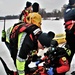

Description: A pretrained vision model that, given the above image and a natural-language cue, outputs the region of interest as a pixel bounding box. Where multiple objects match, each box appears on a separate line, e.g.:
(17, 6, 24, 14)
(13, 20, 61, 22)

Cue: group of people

(1, 0, 75, 75)
(2, 1, 54, 75)
(19, 1, 42, 29)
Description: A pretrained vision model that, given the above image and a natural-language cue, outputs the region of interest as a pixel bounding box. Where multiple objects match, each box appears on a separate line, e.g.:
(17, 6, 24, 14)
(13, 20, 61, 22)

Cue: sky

(0, 0, 69, 16)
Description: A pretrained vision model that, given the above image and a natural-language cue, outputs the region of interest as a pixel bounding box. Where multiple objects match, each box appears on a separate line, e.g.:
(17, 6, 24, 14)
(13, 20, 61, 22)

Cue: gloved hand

(35, 61, 40, 65)
(47, 67, 54, 75)
(1, 30, 6, 42)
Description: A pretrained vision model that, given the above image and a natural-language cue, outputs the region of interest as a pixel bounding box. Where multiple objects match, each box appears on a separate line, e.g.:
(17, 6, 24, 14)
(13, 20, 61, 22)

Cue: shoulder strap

(22, 10, 28, 16)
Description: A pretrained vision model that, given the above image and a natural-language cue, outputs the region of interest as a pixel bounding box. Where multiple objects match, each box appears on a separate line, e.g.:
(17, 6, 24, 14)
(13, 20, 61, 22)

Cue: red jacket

(19, 10, 28, 23)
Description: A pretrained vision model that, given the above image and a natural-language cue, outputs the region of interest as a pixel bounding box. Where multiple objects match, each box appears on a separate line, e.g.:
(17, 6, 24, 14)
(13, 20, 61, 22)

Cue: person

(0, 42, 17, 75)
(19, 1, 32, 23)
(35, 40, 71, 75)
(26, 2, 42, 29)
(2, 22, 55, 75)
(64, 0, 75, 65)
(64, 0, 75, 74)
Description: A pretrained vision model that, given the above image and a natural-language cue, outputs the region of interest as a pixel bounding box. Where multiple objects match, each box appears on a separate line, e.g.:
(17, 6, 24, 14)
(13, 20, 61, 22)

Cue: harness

(64, 20, 75, 30)
(9, 22, 41, 49)
(22, 10, 28, 22)
(22, 10, 28, 16)
(64, 20, 75, 34)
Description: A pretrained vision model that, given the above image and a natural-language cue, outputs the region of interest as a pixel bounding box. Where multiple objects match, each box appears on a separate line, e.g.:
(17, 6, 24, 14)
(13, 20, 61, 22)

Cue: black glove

(1, 30, 6, 42)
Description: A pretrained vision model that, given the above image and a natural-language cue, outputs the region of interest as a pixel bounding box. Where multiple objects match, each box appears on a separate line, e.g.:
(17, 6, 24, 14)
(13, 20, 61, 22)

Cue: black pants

(66, 30, 75, 64)
(5, 42, 32, 75)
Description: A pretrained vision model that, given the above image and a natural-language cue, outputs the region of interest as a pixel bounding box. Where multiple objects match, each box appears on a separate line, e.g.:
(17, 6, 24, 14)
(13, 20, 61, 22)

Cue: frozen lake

(0, 19, 65, 36)
(0, 19, 75, 75)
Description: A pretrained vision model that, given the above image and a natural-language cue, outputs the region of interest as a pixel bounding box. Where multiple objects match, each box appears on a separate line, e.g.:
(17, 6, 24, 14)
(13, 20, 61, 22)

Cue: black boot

(71, 71, 75, 75)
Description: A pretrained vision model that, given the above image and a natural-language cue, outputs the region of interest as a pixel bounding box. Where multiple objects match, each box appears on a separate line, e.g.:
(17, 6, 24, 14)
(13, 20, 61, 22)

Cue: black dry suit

(39, 41, 71, 75)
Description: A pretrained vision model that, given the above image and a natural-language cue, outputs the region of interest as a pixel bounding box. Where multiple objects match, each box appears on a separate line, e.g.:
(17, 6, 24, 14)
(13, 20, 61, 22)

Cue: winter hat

(26, 1, 32, 8)
(32, 2, 39, 12)
(38, 31, 55, 47)
(69, 0, 75, 5)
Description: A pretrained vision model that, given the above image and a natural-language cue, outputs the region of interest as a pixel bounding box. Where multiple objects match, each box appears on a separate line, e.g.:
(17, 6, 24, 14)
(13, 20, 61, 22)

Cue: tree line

(39, 4, 67, 20)
(0, 4, 67, 20)
(0, 15, 19, 20)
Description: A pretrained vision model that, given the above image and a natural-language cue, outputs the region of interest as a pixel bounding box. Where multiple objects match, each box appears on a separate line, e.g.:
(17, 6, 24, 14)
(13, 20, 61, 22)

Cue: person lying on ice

(35, 40, 71, 75)
(2, 22, 55, 75)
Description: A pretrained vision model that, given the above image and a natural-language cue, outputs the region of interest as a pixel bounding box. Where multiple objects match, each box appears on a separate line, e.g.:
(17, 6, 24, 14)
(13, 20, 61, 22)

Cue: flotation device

(54, 33, 66, 44)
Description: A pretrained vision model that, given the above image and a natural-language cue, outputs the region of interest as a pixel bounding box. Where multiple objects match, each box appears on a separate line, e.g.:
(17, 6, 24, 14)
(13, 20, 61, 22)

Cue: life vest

(64, 20, 75, 34)
(9, 22, 41, 49)
(19, 10, 28, 23)
(22, 10, 28, 23)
